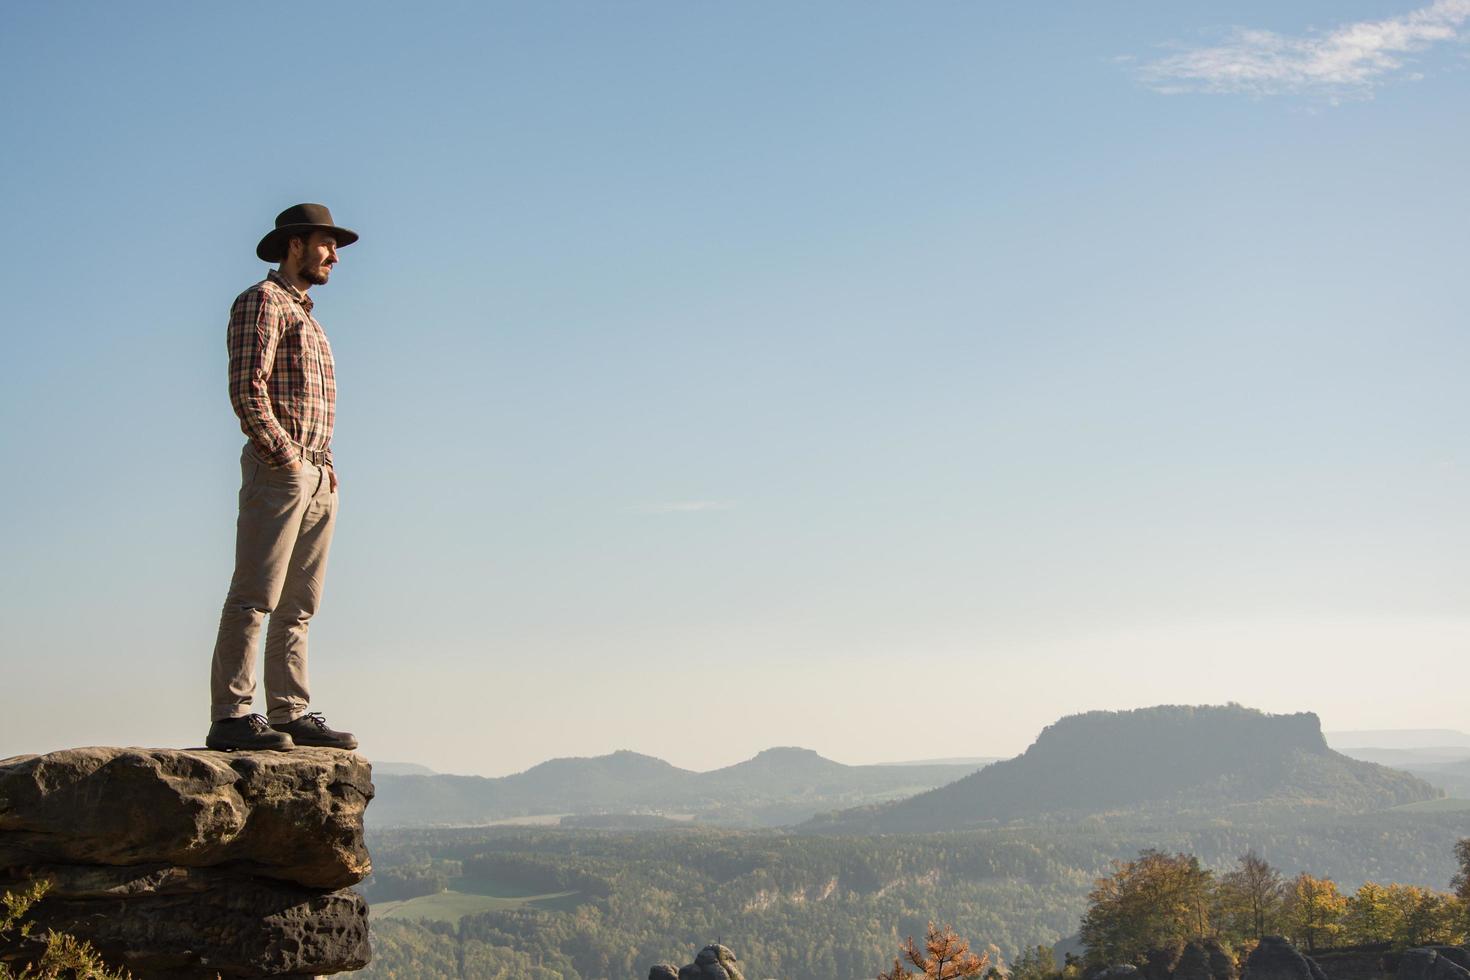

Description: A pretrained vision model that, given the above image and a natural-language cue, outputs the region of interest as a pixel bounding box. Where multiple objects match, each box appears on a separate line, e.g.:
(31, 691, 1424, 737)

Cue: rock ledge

(0, 745, 374, 978)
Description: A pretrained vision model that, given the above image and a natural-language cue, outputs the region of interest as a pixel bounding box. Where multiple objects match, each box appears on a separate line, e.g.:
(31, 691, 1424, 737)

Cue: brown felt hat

(256, 203, 359, 262)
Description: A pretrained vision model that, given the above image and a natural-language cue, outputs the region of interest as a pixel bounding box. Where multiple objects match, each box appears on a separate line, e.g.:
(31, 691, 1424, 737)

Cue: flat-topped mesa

(810, 704, 1439, 833)
(0, 746, 374, 978)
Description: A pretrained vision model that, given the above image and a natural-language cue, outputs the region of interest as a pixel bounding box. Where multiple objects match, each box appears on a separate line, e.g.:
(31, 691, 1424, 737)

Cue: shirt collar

(267, 269, 314, 313)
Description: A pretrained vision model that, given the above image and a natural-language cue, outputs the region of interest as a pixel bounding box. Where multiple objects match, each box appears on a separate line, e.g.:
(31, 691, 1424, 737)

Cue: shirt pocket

(293, 330, 323, 394)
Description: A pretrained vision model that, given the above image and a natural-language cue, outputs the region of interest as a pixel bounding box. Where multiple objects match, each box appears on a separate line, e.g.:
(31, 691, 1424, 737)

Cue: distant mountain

(506, 749, 693, 803)
(1324, 731, 1470, 798)
(372, 761, 436, 776)
(1325, 729, 1470, 749)
(369, 750, 692, 826)
(883, 756, 1002, 767)
(698, 747, 979, 798)
(1380, 756, 1470, 799)
(806, 705, 1442, 833)
(368, 747, 980, 828)
(696, 747, 852, 794)
(1334, 747, 1470, 767)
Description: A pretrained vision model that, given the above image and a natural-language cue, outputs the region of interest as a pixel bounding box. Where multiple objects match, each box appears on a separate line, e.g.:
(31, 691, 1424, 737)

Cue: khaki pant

(211, 443, 337, 723)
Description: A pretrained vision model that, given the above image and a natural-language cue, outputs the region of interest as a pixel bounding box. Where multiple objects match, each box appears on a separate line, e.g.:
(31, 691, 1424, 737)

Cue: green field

(1390, 797, 1470, 813)
(372, 883, 582, 923)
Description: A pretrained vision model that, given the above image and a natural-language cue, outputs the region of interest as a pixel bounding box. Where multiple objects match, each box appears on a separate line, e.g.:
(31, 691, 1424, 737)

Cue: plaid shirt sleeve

(226, 287, 299, 468)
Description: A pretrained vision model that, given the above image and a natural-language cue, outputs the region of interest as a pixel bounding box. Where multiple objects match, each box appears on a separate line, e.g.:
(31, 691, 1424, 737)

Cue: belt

(292, 442, 330, 466)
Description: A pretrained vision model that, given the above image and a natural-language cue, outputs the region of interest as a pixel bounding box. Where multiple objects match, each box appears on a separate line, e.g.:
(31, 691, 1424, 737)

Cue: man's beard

(301, 264, 331, 285)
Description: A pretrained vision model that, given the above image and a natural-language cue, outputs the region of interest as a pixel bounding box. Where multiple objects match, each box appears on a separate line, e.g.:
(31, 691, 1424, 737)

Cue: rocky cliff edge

(0, 746, 374, 978)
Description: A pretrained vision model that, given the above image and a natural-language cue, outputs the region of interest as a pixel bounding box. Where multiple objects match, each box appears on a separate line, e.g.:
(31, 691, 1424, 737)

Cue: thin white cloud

(1139, 0, 1470, 97)
(638, 500, 737, 514)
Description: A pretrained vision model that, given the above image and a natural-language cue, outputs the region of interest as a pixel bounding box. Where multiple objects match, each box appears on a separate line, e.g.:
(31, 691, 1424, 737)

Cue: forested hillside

(358, 808, 1466, 980)
(357, 705, 1458, 979)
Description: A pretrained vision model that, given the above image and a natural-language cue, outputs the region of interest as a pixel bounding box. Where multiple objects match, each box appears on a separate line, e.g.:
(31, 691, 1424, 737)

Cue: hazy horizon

(238, 711, 1470, 780)
(3, 2, 1468, 777)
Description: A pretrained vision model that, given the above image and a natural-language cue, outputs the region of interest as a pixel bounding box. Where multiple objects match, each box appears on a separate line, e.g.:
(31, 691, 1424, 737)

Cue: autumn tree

(1282, 873, 1346, 953)
(1389, 885, 1464, 947)
(1453, 838, 1470, 901)
(1216, 850, 1284, 940)
(982, 943, 1005, 980)
(1343, 882, 1397, 946)
(1080, 850, 1214, 967)
(878, 923, 990, 980)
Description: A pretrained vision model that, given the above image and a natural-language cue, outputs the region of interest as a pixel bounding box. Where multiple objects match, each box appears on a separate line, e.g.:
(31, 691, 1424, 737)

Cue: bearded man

(206, 203, 360, 752)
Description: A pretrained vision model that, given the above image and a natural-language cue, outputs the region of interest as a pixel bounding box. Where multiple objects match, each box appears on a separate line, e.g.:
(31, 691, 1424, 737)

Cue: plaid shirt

(226, 270, 336, 468)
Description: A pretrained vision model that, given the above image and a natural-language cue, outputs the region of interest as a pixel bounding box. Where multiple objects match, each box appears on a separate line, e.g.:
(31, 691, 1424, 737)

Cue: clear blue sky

(2, 2, 1467, 775)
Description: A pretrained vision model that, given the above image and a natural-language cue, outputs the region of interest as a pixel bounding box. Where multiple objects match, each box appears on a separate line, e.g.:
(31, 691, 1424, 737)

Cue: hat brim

(256, 223, 359, 262)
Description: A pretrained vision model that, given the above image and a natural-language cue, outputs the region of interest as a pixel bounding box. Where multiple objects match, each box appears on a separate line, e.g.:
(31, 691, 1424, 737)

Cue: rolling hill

(368, 747, 984, 827)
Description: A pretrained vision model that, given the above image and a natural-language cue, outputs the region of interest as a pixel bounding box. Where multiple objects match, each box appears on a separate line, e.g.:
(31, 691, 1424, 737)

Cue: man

(206, 203, 360, 752)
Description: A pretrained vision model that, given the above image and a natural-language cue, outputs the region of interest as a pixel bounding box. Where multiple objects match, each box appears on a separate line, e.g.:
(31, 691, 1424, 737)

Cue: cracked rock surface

(0, 745, 374, 978)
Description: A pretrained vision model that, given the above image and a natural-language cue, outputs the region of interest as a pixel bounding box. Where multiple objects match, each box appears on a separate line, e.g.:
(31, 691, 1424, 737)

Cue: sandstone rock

(0, 746, 372, 889)
(1172, 939, 1235, 980)
(1315, 946, 1391, 980)
(1244, 937, 1322, 980)
(0, 746, 374, 978)
(1174, 942, 1214, 980)
(1399, 948, 1470, 980)
(650, 966, 681, 980)
(2, 864, 370, 978)
(1424, 949, 1470, 972)
(1142, 944, 1184, 980)
(677, 943, 745, 980)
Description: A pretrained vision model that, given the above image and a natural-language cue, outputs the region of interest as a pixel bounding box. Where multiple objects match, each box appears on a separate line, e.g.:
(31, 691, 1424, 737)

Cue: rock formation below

(1094, 939, 1236, 980)
(1398, 948, 1470, 980)
(649, 943, 746, 980)
(1312, 945, 1392, 980)
(1168, 940, 1236, 980)
(1242, 936, 1327, 980)
(0, 745, 374, 978)
(1193, 939, 1237, 980)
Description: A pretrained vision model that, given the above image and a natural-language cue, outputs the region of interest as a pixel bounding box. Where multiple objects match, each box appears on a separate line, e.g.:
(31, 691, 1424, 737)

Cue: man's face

(291, 231, 338, 286)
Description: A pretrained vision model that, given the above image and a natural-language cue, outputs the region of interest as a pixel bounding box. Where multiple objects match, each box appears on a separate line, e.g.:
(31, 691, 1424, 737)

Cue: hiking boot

(271, 711, 358, 750)
(206, 714, 295, 752)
